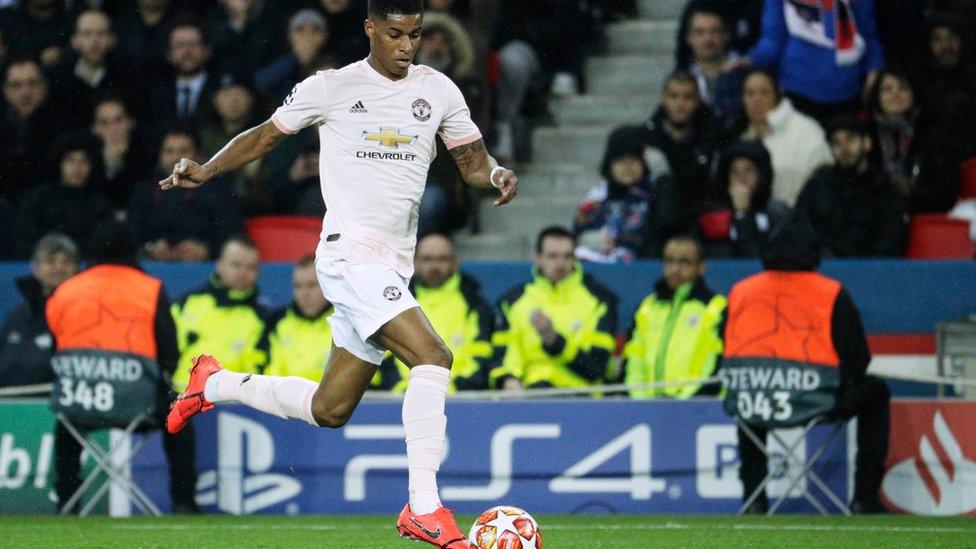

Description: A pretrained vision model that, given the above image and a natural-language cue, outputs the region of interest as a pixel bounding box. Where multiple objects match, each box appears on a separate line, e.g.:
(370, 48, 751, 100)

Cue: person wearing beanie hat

(724, 213, 891, 514)
(574, 125, 689, 261)
(794, 114, 908, 257)
(46, 217, 201, 514)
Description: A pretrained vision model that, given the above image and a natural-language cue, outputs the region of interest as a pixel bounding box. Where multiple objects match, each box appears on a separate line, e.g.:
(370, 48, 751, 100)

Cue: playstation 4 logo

(196, 413, 302, 514)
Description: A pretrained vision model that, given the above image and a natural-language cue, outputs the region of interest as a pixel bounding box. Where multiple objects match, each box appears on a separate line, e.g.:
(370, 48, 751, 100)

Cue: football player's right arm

(159, 120, 289, 190)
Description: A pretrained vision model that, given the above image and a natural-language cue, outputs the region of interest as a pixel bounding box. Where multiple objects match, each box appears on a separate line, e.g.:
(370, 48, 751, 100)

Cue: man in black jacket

(0, 235, 80, 388)
(725, 216, 891, 514)
(795, 116, 908, 257)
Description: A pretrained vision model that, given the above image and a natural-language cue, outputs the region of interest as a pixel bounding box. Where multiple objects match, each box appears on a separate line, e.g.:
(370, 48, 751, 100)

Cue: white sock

(204, 370, 319, 427)
(403, 365, 450, 515)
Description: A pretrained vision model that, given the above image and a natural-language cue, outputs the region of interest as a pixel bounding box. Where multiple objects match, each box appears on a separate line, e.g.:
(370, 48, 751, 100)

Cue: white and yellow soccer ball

(468, 505, 542, 549)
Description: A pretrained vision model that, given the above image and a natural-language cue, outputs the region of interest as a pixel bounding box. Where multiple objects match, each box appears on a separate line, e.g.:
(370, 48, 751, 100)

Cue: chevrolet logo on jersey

(362, 128, 417, 149)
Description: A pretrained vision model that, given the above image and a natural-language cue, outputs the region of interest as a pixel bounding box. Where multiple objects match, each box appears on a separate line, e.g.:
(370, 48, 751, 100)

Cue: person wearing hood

(45, 218, 200, 514)
(380, 234, 496, 392)
(640, 72, 722, 213)
(700, 140, 790, 257)
(415, 11, 482, 236)
(794, 115, 907, 257)
(723, 215, 890, 514)
(737, 69, 833, 207)
(622, 235, 726, 399)
(170, 236, 273, 390)
(574, 125, 689, 261)
(14, 131, 112, 259)
(0, 234, 79, 388)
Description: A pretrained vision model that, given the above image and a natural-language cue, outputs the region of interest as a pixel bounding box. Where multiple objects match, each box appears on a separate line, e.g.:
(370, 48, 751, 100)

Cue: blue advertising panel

(129, 400, 850, 516)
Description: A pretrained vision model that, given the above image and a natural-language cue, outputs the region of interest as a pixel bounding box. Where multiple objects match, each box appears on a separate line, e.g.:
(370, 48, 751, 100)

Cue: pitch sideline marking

(92, 522, 973, 534)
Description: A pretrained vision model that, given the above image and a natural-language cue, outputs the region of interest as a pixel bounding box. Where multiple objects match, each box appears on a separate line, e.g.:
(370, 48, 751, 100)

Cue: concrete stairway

(456, 0, 684, 261)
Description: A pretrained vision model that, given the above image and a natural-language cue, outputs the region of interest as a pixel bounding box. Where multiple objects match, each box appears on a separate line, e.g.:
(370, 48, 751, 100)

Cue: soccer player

(159, 1, 517, 547)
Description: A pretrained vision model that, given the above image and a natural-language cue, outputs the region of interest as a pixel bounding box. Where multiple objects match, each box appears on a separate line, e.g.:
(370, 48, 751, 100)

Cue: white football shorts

(315, 258, 418, 365)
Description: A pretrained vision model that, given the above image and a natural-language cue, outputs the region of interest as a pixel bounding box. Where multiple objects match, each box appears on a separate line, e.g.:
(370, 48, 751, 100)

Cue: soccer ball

(468, 505, 542, 549)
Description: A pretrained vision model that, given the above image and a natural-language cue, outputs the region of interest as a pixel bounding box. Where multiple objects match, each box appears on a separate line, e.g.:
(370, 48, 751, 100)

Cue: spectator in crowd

(0, 0, 72, 68)
(114, 0, 183, 75)
(15, 132, 111, 259)
(0, 57, 66, 202)
(128, 126, 244, 261)
(866, 68, 962, 213)
(574, 125, 687, 261)
(493, 227, 618, 390)
(491, 0, 588, 161)
(49, 10, 141, 124)
(737, 69, 832, 207)
(382, 234, 495, 392)
(700, 141, 790, 257)
(416, 12, 481, 236)
(151, 21, 219, 126)
(910, 13, 976, 185)
(739, 0, 885, 123)
(46, 219, 200, 515)
(0, 196, 13, 260)
(264, 130, 325, 216)
(314, 0, 368, 66)
(171, 236, 272, 390)
(795, 116, 907, 257)
(91, 96, 155, 209)
(200, 73, 269, 217)
(623, 235, 726, 398)
(724, 216, 890, 514)
(265, 255, 334, 382)
(676, 0, 764, 70)
(682, 4, 747, 128)
(0, 235, 79, 389)
(205, 0, 289, 78)
(254, 9, 334, 103)
(640, 72, 721, 213)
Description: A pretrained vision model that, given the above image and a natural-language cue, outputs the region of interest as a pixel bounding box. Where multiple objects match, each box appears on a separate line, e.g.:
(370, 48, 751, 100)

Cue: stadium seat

(905, 214, 976, 259)
(246, 216, 322, 262)
(959, 157, 976, 200)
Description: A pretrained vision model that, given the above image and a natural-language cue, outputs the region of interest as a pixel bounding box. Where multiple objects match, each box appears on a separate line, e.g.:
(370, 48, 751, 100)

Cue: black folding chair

(50, 350, 164, 516)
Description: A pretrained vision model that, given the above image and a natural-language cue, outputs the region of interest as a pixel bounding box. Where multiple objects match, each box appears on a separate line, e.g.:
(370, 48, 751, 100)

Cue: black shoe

(171, 501, 203, 515)
(850, 499, 888, 514)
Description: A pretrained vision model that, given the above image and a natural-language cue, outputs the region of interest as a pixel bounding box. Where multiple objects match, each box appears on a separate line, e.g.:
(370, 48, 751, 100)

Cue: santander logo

(881, 407, 976, 516)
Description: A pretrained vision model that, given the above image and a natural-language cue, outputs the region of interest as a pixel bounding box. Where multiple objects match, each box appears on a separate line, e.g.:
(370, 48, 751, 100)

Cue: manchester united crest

(411, 98, 432, 122)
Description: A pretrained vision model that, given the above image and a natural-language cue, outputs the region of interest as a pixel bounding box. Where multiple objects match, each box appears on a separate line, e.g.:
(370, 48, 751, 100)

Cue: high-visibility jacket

(491, 266, 617, 389)
(171, 276, 271, 389)
(383, 272, 494, 392)
(722, 270, 844, 425)
(266, 304, 333, 382)
(624, 278, 726, 399)
(47, 265, 162, 359)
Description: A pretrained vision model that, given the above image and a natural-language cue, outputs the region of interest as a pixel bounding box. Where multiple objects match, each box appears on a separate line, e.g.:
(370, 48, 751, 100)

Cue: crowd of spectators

(577, 0, 976, 261)
(0, 0, 617, 260)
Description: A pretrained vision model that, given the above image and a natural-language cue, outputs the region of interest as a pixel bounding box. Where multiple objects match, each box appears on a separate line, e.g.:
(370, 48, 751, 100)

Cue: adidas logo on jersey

(349, 100, 368, 114)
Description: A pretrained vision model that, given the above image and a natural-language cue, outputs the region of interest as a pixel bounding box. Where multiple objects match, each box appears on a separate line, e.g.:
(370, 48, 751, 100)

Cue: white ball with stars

(468, 505, 542, 549)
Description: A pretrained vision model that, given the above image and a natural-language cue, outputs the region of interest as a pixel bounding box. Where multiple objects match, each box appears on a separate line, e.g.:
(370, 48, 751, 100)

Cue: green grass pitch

(2, 515, 974, 548)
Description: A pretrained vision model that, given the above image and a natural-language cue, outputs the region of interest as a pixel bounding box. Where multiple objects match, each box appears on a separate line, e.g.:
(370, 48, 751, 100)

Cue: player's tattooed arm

(449, 138, 519, 206)
(160, 119, 289, 190)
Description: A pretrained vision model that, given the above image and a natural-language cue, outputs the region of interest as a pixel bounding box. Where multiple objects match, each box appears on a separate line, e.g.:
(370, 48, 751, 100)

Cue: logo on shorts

(383, 286, 402, 301)
(412, 98, 432, 122)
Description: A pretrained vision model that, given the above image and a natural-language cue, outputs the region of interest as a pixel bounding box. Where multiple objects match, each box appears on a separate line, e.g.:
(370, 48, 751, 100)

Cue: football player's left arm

(448, 139, 518, 207)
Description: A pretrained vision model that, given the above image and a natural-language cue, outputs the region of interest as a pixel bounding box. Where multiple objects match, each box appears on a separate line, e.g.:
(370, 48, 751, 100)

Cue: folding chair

(50, 350, 165, 516)
(722, 360, 851, 516)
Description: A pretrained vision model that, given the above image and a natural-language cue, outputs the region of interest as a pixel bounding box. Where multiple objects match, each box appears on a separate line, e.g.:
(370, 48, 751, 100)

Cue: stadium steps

(457, 1, 681, 261)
